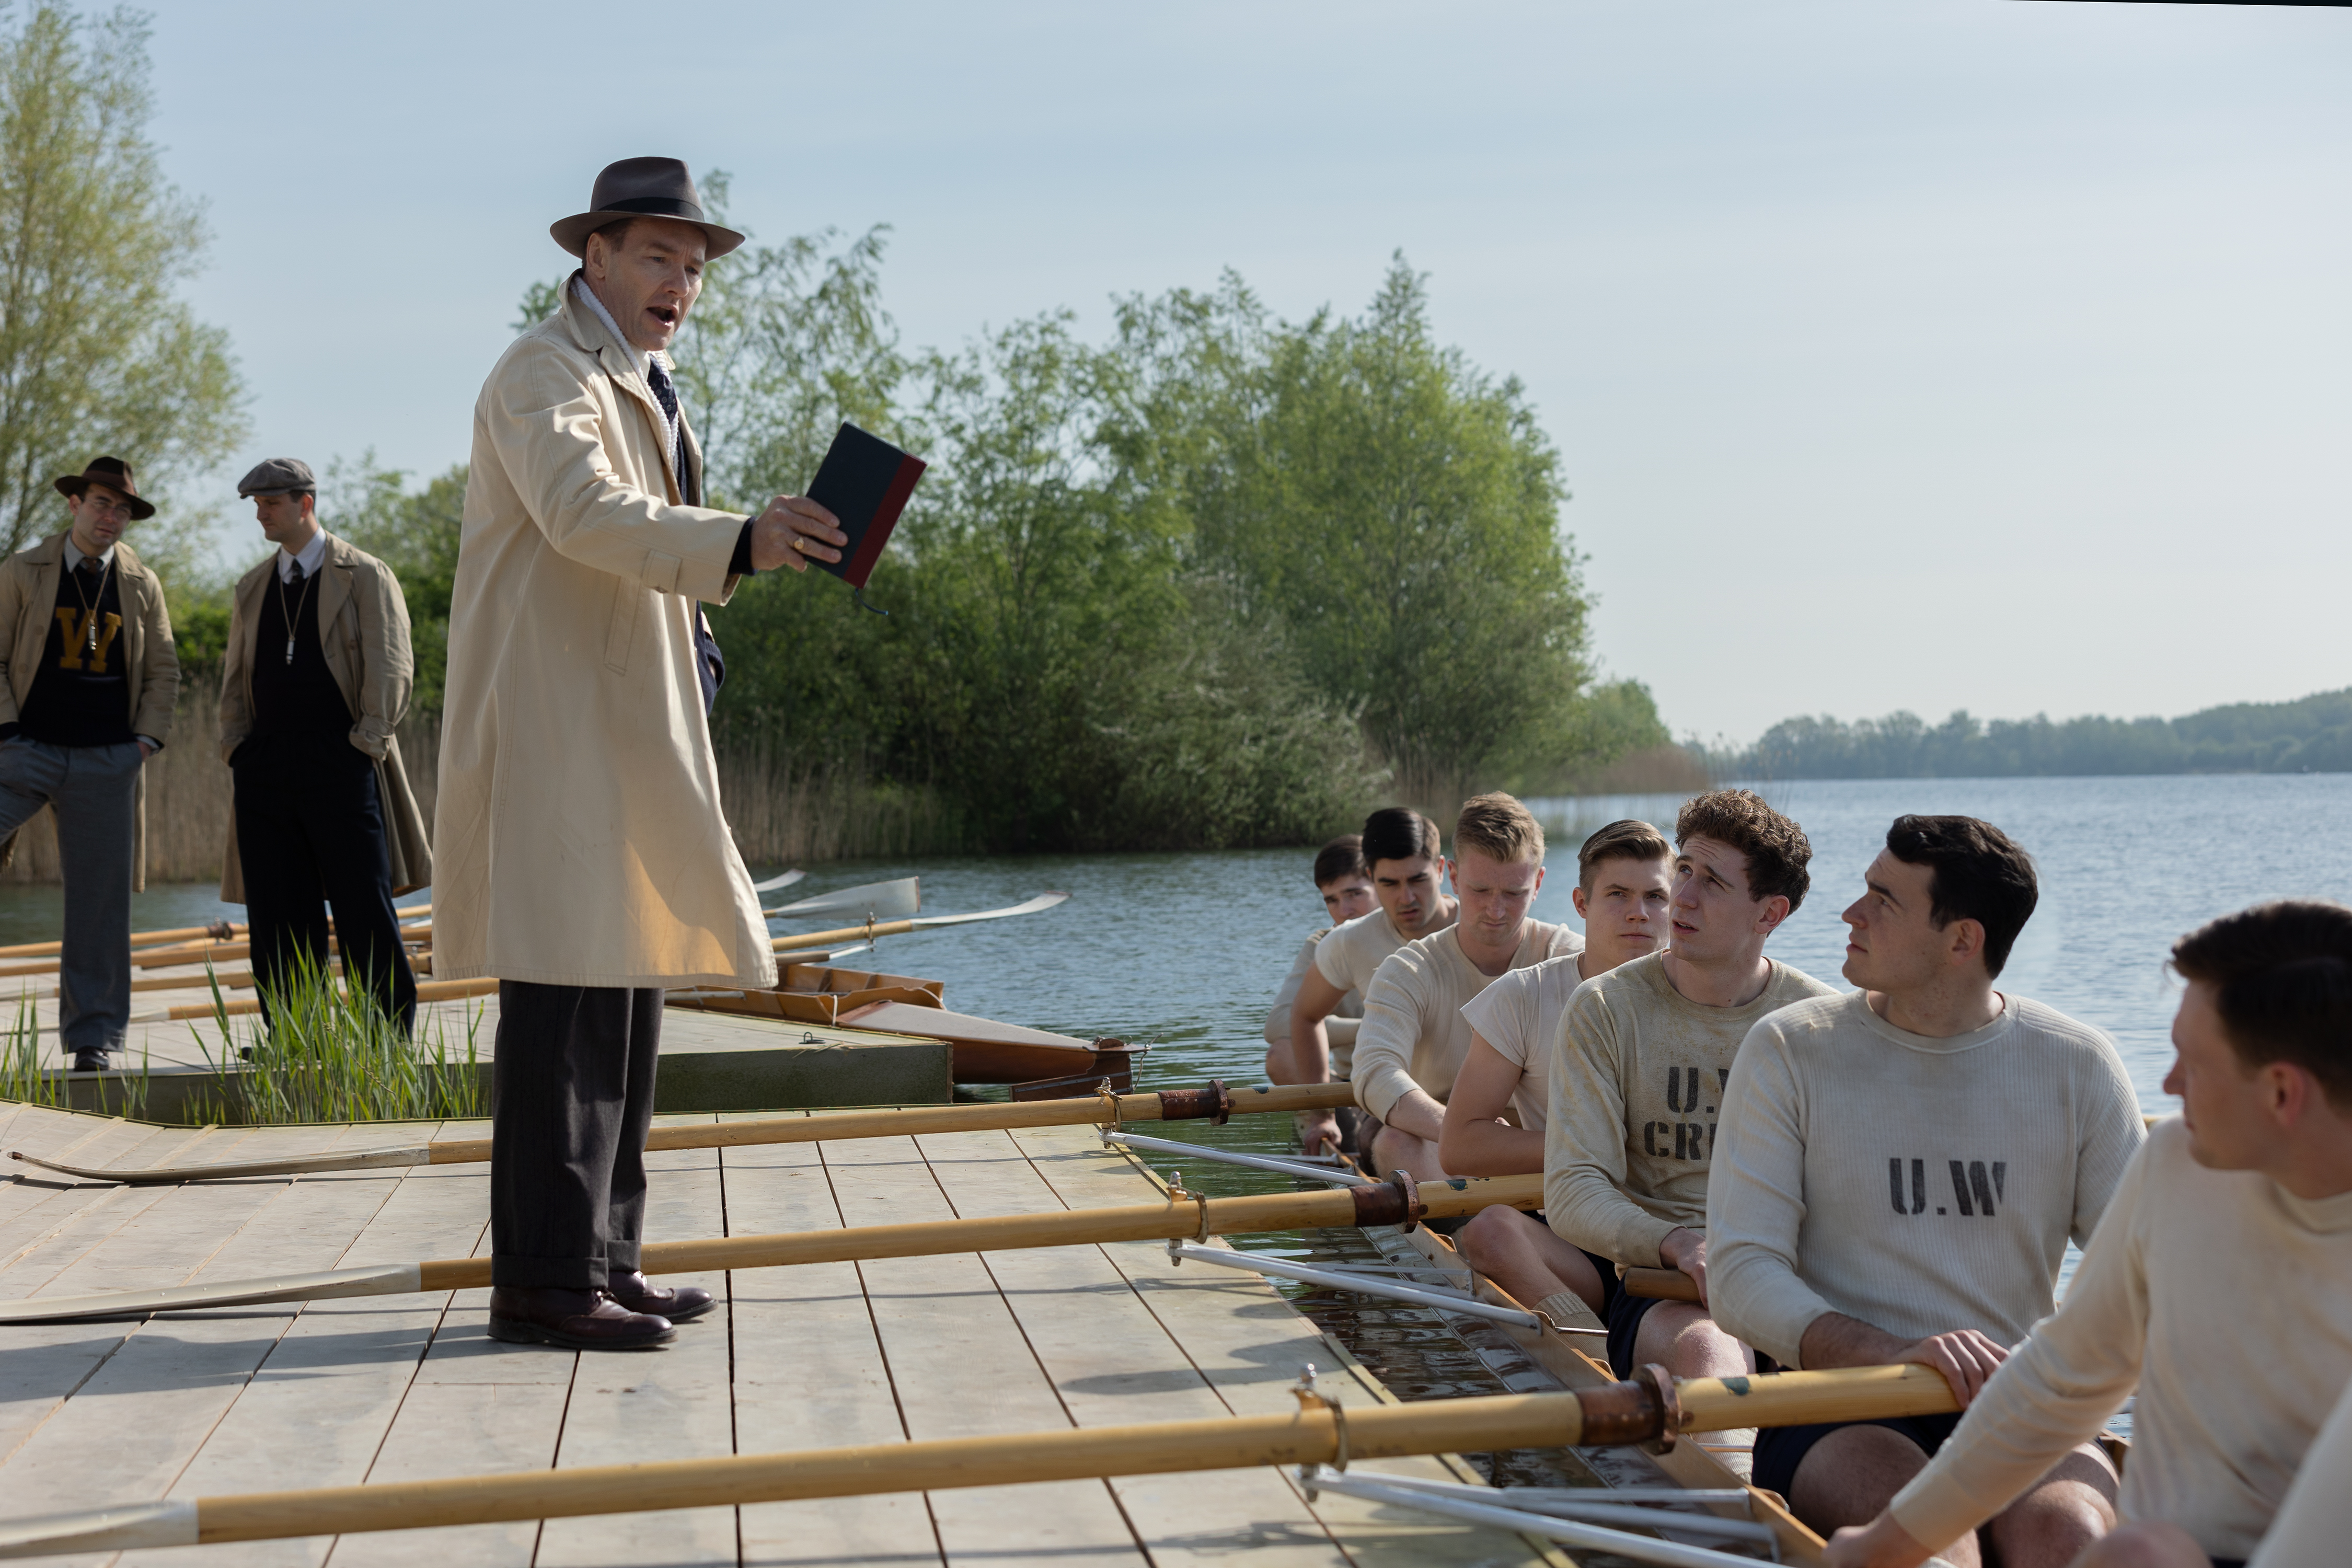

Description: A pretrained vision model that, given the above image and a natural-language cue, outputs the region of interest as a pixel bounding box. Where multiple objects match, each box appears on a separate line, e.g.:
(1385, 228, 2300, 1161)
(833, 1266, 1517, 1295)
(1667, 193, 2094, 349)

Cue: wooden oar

(763, 876, 920, 921)
(9, 1079, 1352, 1185)
(771, 891, 1069, 953)
(126, 974, 493, 1025)
(0, 1365, 1955, 1557)
(1624, 1268, 1702, 1303)
(0, 905, 428, 966)
(1, 920, 432, 981)
(0, 1168, 1532, 1322)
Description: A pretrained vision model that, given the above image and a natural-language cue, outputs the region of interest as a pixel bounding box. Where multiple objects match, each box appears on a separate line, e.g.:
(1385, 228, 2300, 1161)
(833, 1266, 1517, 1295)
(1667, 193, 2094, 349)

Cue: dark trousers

(490, 982, 663, 1290)
(232, 735, 417, 1033)
(0, 737, 141, 1054)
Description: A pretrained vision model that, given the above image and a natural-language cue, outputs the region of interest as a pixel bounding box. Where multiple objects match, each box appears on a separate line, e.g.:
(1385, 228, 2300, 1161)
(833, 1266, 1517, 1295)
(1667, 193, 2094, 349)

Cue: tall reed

(183, 956, 487, 1126)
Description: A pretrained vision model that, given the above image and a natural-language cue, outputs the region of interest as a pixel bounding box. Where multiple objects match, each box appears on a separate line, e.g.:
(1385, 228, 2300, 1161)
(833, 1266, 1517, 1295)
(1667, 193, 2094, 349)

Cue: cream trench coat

(432, 274, 775, 989)
(0, 534, 179, 889)
(216, 532, 433, 900)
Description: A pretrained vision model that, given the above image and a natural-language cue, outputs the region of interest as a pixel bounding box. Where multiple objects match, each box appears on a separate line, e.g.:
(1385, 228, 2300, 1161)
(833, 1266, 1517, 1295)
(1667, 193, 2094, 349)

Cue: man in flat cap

(437, 157, 847, 1351)
(218, 458, 431, 1033)
(0, 457, 179, 1069)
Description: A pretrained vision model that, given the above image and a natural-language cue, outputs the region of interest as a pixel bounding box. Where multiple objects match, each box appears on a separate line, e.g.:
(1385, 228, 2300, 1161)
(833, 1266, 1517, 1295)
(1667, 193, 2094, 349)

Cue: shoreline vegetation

(1705, 687, 2352, 782)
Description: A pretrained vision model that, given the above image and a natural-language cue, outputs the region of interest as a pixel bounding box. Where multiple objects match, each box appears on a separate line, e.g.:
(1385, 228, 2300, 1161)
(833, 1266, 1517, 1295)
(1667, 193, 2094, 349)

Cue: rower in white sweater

(1351, 793, 1581, 1183)
(1825, 898, 2352, 1568)
(1711, 815, 2144, 1567)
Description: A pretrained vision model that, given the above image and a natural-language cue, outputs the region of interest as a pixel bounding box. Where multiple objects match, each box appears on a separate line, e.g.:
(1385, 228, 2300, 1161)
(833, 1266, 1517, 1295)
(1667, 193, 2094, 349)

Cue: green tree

(324, 456, 466, 712)
(1116, 257, 1597, 801)
(0, 4, 244, 556)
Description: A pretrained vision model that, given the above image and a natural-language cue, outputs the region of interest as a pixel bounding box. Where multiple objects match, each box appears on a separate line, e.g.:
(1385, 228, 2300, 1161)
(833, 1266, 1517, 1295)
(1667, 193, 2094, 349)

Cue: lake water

(10, 774, 2345, 1452)
(17, 774, 2347, 1105)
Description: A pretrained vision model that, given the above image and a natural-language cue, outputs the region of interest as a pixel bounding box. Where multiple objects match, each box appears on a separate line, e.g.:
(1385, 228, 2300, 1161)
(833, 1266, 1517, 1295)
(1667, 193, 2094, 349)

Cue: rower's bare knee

(1790, 1425, 1954, 1549)
(1985, 1447, 2117, 1568)
(1368, 1124, 1442, 1181)
(2067, 1520, 2207, 1568)
(1455, 1205, 1528, 1273)
(1631, 1300, 1749, 1381)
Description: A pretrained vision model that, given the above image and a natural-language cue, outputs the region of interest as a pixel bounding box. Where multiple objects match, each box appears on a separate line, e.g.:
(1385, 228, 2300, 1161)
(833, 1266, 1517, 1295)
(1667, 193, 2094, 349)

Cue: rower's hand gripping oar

(0, 1363, 1956, 1559)
(5, 1077, 1345, 1186)
(0, 1168, 1535, 1323)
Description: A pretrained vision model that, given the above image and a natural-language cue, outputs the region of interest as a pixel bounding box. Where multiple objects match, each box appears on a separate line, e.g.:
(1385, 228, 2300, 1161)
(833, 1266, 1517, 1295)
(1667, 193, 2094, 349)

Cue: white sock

(1535, 1290, 1606, 1335)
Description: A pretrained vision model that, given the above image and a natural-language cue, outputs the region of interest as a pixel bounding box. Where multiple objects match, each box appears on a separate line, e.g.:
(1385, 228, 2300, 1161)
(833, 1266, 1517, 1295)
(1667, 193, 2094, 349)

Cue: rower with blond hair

(1350, 792, 1582, 1183)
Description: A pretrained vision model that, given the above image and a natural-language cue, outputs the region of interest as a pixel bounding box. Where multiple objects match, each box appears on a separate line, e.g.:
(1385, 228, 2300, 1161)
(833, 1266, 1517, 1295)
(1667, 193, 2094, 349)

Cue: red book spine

(843, 454, 925, 589)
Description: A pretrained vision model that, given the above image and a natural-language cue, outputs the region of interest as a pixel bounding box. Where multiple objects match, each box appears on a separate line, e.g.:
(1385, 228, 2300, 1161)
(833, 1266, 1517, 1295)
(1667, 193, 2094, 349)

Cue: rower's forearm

(1294, 1021, 1331, 1083)
(1797, 1310, 1912, 1371)
(1438, 1118, 1544, 1179)
(1382, 1088, 1446, 1143)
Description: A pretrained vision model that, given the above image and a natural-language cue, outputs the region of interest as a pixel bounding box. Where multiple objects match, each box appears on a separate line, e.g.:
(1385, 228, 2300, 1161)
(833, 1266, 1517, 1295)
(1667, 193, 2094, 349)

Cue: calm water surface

(9, 776, 2345, 1454)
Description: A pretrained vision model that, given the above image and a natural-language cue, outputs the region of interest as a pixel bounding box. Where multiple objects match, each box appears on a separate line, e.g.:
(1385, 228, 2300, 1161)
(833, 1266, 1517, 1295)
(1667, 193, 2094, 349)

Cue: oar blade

(766, 877, 920, 922)
(909, 891, 1070, 928)
(0, 1262, 420, 1324)
(0, 1500, 197, 1558)
(7, 1144, 432, 1186)
(750, 868, 808, 894)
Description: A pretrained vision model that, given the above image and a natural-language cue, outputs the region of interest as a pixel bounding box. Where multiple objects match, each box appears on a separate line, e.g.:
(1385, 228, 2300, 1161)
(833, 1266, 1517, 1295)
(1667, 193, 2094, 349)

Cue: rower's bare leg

(1455, 1206, 1604, 1313)
(1368, 1123, 1447, 1182)
(1791, 1426, 1976, 1564)
(2066, 1520, 2209, 1568)
(1981, 1448, 2117, 1567)
(1630, 1301, 1751, 1380)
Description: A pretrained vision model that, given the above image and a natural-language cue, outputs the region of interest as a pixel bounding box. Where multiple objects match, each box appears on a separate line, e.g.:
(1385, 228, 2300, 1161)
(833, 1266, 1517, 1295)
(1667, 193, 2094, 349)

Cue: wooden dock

(0, 1100, 1572, 1568)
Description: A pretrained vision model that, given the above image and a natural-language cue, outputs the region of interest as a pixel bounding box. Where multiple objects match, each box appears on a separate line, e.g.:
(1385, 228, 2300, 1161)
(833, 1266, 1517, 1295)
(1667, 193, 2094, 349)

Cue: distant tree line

(1716, 690, 2352, 780)
(283, 210, 1667, 852)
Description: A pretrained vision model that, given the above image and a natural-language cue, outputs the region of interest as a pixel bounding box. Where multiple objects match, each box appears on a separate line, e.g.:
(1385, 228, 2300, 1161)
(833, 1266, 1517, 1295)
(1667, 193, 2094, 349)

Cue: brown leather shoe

(604, 1269, 715, 1323)
(487, 1286, 675, 1351)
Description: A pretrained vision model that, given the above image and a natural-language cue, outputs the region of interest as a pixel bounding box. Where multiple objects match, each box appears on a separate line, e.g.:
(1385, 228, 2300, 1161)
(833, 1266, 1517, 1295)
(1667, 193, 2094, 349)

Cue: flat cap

(236, 457, 316, 497)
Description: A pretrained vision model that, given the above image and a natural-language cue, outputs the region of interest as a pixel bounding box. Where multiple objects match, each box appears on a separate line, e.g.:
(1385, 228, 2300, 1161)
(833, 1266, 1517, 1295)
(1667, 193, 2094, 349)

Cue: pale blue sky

(146, 1, 2350, 742)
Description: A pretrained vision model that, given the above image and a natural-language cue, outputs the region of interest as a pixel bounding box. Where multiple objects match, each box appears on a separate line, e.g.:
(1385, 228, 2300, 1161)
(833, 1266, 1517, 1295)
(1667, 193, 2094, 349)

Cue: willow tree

(1118, 258, 1598, 801)
(0, 5, 244, 555)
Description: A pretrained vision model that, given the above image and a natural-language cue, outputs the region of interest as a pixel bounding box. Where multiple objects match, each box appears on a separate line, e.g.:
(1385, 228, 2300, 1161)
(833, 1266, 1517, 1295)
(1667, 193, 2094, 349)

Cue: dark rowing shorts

(1753, 1411, 1964, 1500)
(1581, 1248, 1671, 1379)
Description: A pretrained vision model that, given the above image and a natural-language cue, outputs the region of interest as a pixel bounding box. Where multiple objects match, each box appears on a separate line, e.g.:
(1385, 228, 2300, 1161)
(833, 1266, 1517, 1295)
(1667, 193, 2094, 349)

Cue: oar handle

(1622, 1266, 1702, 1303)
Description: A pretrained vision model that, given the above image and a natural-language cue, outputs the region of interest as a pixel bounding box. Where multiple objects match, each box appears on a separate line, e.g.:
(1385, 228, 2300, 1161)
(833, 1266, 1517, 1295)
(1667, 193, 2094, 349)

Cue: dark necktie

(647, 359, 685, 480)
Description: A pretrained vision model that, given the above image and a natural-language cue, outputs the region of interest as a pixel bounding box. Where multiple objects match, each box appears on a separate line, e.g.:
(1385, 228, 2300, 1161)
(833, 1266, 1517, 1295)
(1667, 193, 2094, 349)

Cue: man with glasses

(0, 457, 180, 1070)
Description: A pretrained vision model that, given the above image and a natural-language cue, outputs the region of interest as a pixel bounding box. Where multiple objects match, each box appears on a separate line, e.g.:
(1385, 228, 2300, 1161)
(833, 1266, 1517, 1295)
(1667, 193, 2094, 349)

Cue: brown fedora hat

(52, 456, 155, 520)
(550, 157, 745, 260)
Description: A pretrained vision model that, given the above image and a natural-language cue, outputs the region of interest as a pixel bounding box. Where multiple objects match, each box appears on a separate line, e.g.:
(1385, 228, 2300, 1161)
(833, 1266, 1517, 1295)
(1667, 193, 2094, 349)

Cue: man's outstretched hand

(751, 495, 846, 573)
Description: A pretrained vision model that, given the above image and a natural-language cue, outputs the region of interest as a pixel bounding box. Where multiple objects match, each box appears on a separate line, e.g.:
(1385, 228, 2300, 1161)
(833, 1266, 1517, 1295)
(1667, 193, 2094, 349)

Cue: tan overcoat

(216, 532, 433, 900)
(431, 274, 775, 989)
(0, 533, 179, 889)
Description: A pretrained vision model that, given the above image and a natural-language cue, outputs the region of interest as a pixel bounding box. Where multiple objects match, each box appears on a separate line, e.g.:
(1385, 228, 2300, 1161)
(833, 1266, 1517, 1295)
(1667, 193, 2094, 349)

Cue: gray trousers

(0, 738, 142, 1054)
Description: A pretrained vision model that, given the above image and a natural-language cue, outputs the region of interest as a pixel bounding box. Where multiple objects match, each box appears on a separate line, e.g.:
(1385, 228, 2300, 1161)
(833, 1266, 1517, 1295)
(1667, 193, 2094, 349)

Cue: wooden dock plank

(539, 1117, 737, 1568)
(1006, 1125, 1568, 1568)
(823, 1133, 1146, 1568)
(725, 1116, 944, 1568)
(918, 1127, 1354, 1568)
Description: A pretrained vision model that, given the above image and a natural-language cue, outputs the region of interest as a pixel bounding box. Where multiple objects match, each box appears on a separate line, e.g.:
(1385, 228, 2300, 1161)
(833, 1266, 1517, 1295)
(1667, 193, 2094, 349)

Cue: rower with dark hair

(1825, 897, 2352, 1568)
(1543, 789, 1835, 1444)
(1710, 815, 2143, 1564)
(1263, 834, 1378, 1154)
(1286, 806, 1458, 1154)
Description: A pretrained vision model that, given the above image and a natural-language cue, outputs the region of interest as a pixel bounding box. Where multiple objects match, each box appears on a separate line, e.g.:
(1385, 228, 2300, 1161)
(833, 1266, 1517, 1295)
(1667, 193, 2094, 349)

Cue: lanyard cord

(66, 552, 111, 656)
(276, 562, 317, 664)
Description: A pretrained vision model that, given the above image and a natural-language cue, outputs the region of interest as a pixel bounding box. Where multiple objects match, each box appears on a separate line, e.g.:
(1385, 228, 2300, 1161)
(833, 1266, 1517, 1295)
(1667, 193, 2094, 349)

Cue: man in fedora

(0, 458, 179, 1070)
(436, 157, 847, 1351)
(218, 458, 432, 1033)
